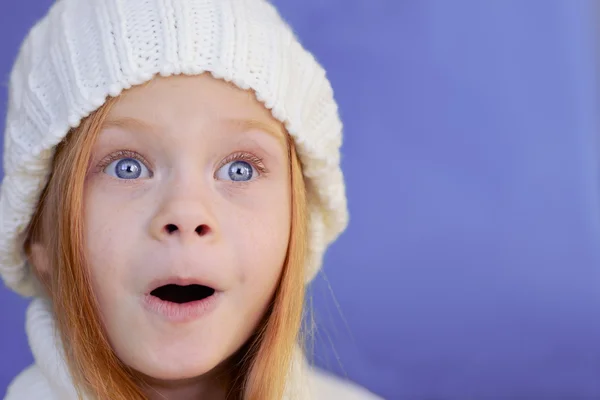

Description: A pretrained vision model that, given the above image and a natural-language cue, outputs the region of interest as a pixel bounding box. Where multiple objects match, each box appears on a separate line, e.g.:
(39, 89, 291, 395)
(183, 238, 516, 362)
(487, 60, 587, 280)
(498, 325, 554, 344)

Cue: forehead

(106, 74, 284, 136)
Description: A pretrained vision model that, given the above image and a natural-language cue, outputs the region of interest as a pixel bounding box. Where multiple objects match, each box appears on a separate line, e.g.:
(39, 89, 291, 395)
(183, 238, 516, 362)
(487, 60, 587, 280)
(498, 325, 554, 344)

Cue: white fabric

(4, 298, 383, 400)
(0, 0, 348, 297)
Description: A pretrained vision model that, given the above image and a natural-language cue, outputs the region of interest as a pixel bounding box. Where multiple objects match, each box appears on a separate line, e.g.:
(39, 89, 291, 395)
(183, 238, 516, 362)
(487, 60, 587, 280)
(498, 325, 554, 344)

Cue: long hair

(24, 92, 309, 400)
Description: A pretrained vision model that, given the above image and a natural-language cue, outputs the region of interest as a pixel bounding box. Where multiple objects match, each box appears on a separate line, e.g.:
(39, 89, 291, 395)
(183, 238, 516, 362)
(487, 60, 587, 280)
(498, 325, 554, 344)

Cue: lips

(143, 277, 221, 323)
(150, 284, 215, 304)
(145, 276, 220, 296)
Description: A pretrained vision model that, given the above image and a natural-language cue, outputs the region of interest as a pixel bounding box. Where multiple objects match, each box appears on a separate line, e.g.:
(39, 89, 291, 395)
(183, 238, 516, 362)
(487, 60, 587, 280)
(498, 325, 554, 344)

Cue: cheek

(245, 209, 290, 281)
(83, 185, 142, 315)
(223, 185, 292, 307)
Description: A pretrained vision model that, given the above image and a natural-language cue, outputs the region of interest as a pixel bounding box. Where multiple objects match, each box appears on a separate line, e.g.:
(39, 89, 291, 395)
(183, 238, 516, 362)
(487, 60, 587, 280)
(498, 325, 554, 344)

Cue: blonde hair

(25, 92, 309, 400)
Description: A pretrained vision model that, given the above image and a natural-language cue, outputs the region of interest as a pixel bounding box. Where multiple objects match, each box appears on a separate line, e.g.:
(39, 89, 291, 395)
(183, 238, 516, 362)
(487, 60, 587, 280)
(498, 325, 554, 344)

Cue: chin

(134, 356, 222, 381)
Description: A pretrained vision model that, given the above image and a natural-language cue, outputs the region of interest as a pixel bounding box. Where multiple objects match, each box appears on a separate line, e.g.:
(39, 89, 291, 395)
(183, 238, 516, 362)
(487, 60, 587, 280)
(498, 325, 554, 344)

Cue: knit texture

(0, 0, 348, 297)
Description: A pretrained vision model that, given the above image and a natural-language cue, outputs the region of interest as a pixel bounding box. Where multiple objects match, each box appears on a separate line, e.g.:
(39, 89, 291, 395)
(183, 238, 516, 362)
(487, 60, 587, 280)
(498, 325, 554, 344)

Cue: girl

(1, 0, 381, 399)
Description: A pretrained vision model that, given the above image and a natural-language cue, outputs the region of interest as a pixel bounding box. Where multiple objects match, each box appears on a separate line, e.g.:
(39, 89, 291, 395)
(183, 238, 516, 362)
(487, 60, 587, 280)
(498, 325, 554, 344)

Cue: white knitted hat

(0, 0, 348, 297)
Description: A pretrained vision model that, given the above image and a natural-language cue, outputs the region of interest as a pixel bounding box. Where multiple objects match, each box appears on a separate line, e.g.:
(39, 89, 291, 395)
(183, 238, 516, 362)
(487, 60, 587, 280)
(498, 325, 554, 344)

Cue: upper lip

(145, 276, 221, 295)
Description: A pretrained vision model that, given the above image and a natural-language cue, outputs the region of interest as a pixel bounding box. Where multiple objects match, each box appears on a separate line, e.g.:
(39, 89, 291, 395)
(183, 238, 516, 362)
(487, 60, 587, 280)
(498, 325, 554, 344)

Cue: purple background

(2, 1, 600, 399)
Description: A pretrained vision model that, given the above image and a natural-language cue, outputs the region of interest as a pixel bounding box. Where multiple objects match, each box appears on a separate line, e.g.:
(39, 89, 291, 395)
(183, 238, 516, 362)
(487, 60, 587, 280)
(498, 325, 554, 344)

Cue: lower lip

(142, 292, 220, 323)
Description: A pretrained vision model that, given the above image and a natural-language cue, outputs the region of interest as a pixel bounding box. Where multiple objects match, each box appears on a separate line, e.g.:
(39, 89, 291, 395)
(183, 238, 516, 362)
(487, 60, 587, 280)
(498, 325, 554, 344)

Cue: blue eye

(216, 160, 255, 182)
(104, 158, 151, 180)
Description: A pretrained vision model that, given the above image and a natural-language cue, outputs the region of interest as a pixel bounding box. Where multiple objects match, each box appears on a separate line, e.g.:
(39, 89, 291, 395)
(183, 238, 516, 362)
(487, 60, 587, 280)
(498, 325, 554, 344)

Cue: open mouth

(150, 284, 216, 304)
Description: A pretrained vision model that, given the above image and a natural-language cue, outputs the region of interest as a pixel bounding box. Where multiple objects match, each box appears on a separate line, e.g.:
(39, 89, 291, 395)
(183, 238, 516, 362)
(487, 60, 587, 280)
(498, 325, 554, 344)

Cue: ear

(29, 242, 51, 277)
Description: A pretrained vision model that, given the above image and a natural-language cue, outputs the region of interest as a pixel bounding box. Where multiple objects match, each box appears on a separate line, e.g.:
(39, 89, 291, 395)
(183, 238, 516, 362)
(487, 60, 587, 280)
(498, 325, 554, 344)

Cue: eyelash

(95, 150, 268, 178)
(217, 152, 268, 177)
(96, 150, 152, 176)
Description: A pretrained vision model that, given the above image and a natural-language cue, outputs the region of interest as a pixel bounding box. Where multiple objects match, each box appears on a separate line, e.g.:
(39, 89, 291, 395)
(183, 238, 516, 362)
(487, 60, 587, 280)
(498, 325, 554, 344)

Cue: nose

(149, 200, 216, 244)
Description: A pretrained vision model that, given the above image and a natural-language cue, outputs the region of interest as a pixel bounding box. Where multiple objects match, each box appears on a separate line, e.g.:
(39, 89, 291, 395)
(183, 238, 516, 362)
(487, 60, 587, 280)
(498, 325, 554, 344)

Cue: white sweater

(4, 298, 382, 400)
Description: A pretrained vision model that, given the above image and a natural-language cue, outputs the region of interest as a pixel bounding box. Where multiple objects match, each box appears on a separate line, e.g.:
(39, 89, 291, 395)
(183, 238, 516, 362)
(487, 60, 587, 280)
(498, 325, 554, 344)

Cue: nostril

(195, 225, 208, 236)
(165, 224, 178, 234)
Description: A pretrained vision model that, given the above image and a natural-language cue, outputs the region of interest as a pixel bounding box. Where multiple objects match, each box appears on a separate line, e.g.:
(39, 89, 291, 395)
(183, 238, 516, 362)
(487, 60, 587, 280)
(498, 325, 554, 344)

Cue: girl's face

(83, 74, 291, 381)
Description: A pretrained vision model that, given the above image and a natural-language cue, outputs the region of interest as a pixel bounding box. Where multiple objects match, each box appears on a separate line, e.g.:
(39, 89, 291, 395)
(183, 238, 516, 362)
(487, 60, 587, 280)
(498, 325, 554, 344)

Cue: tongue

(151, 284, 215, 304)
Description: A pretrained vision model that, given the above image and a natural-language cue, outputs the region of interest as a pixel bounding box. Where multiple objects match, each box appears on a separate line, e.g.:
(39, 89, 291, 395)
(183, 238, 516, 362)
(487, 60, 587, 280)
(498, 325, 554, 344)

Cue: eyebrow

(225, 118, 286, 145)
(101, 116, 285, 144)
(102, 116, 155, 134)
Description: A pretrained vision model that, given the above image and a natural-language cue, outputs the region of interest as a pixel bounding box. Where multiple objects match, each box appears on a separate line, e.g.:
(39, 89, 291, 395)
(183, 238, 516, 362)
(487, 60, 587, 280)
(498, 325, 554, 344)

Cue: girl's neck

(142, 371, 231, 400)
(136, 358, 237, 400)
